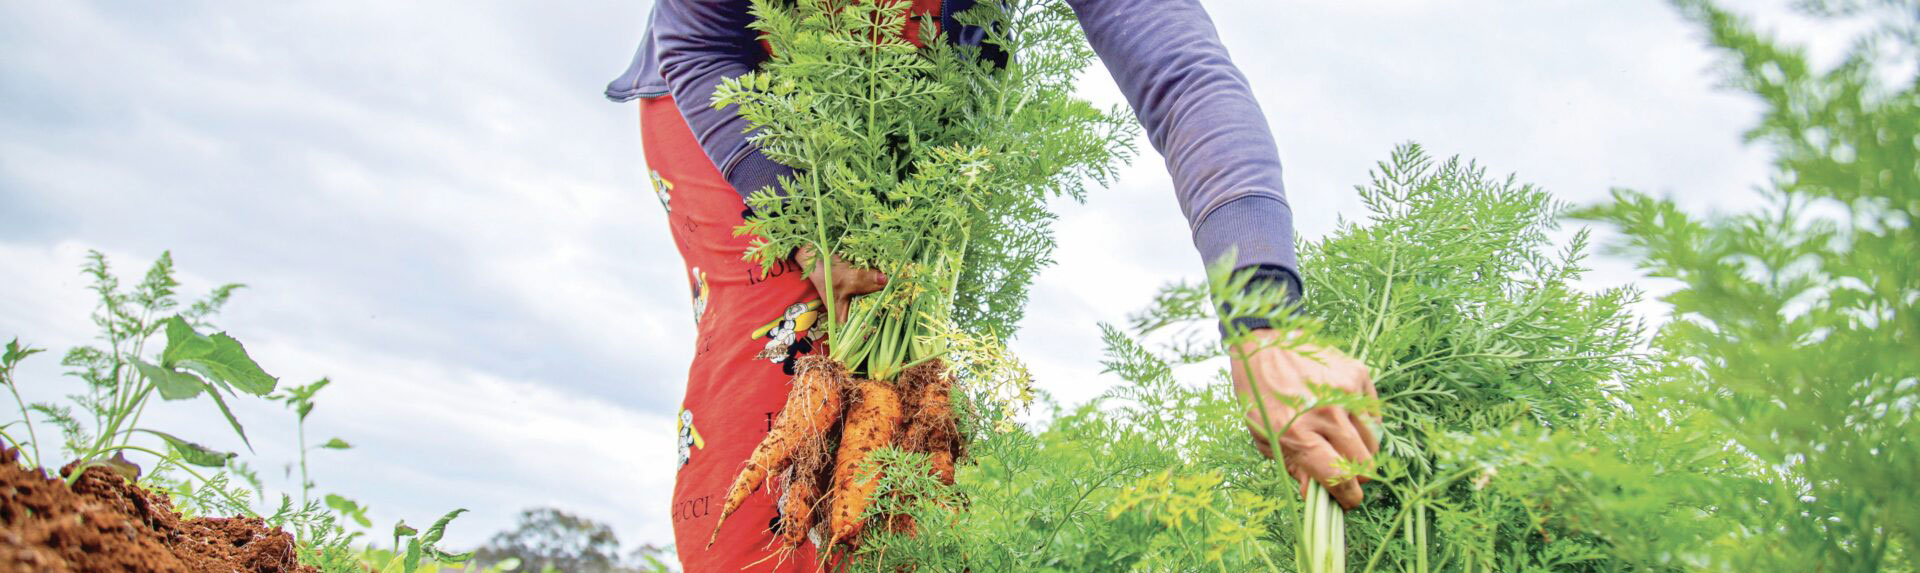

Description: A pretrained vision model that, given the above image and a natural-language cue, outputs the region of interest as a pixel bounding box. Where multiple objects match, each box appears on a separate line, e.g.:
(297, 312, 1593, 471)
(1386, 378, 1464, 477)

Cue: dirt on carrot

(0, 447, 313, 573)
(715, 357, 971, 554)
(711, 355, 850, 547)
(899, 360, 959, 460)
(828, 378, 903, 546)
(928, 450, 956, 486)
(777, 431, 835, 552)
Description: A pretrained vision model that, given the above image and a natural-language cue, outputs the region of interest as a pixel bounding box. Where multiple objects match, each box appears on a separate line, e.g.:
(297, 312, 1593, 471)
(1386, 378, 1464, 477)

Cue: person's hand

(1230, 328, 1380, 509)
(794, 245, 888, 323)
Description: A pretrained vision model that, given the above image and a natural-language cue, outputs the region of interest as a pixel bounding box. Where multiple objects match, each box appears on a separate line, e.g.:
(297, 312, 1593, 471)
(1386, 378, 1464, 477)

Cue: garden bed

(0, 447, 313, 572)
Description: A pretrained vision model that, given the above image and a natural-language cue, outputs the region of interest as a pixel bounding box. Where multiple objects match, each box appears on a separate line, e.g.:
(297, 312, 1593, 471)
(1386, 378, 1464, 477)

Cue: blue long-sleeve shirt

(607, 0, 1303, 303)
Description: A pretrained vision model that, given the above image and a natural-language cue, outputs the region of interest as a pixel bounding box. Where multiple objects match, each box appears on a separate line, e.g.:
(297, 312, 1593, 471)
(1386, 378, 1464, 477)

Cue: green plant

(1567, 0, 1919, 567)
(844, 1, 1918, 569)
(1, 251, 478, 573)
(1, 339, 47, 468)
(363, 510, 478, 573)
(273, 378, 371, 533)
(1297, 481, 1345, 573)
(843, 143, 1648, 572)
(716, 0, 1133, 382)
(0, 252, 274, 499)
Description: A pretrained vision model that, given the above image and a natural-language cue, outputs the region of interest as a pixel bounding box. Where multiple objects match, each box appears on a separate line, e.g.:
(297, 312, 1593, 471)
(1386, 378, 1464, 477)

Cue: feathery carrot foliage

(716, 0, 1134, 383)
(846, 1, 1917, 571)
(1569, 0, 1920, 567)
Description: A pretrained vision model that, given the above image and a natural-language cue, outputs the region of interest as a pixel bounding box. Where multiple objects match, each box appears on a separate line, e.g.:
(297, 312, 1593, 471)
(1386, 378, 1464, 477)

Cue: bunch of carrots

(709, 356, 961, 554)
(700, 0, 1130, 561)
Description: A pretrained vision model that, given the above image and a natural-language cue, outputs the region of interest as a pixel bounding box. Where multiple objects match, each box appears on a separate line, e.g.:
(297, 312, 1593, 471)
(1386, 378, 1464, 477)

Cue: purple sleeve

(652, 0, 793, 200)
(655, 0, 1304, 306)
(1066, 0, 1301, 288)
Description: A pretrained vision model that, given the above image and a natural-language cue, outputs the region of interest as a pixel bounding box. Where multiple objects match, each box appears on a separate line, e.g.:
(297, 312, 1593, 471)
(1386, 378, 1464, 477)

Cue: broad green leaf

(403, 538, 423, 573)
(134, 359, 206, 401)
(324, 493, 352, 510)
(104, 452, 142, 480)
(159, 316, 217, 366)
(175, 332, 276, 396)
(393, 520, 418, 538)
(415, 508, 474, 564)
(325, 493, 373, 527)
(425, 546, 476, 563)
(319, 438, 351, 450)
(421, 508, 467, 545)
(142, 429, 235, 468)
(199, 382, 254, 451)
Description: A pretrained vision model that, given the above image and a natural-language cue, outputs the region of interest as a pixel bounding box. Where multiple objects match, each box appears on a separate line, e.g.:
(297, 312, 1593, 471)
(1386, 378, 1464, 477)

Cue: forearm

(1066, 0, 1301, 288)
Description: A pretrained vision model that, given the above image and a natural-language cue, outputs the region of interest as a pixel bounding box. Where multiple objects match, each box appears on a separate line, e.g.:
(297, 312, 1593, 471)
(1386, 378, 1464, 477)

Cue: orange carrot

(709, 356, 847, 547)
(901, 368, 956, 454)
(928, 450, 955, 485)
(778, 442, 828, 550)
(827, 378, 903, 546)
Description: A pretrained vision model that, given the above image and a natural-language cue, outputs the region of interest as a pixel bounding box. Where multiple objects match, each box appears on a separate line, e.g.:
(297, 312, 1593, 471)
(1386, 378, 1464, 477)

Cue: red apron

(641, 2, 943, 570)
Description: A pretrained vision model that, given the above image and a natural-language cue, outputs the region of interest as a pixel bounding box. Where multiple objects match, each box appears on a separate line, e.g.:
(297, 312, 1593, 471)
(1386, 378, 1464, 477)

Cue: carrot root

(710, 356, 849, 548)
(779, 431, 834, 551)
(827, 378, 903, 547)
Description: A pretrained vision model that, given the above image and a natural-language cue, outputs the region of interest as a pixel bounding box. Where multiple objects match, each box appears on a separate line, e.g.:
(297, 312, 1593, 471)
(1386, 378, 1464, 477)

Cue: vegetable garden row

(2, 0, 1914, 571)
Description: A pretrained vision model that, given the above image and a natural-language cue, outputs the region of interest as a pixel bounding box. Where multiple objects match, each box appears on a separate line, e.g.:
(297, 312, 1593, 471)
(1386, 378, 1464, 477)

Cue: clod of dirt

(0, 447, 315, 572)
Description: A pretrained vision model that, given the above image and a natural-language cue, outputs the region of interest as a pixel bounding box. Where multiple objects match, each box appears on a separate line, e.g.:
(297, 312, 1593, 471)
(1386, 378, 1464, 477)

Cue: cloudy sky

(0, 0, 1852, 553)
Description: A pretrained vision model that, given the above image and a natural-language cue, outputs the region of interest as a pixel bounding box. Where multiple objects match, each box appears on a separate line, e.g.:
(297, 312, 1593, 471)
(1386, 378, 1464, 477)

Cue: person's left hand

(794, 245, 888, 323)
(1229, 328, 1380, 509)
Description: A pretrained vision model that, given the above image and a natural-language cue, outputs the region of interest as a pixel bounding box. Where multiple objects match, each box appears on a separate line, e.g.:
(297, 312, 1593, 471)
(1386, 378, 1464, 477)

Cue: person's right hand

(1229, 329, 1380, 509)
(794, 245, 888, 323)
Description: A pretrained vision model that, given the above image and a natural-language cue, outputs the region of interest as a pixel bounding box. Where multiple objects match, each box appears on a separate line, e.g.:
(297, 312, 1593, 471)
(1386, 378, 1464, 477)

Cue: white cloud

(228, 335, 681, 547)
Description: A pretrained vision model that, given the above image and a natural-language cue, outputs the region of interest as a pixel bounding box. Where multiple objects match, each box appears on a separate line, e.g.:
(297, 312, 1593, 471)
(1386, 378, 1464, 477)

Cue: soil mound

(0, 447, 315, 572)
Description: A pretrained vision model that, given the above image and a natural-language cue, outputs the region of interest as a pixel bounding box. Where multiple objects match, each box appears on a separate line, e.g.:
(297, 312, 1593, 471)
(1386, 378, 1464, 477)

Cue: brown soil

(0, 447, 316, 573)
(897, 360, 959, 461)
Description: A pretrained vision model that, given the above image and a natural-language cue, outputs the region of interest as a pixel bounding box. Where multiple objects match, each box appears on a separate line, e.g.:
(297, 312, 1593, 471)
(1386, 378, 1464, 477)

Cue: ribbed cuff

(1219, 264, 1305, 336)
(723, 150, 797, 203)
(1194, 194, 1304, 337)
(1192, 194, 1299, 273)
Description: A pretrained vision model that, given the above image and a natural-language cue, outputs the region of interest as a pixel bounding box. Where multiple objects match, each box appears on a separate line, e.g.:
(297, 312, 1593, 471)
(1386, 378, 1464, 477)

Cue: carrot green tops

(609, 0, 1303, 321)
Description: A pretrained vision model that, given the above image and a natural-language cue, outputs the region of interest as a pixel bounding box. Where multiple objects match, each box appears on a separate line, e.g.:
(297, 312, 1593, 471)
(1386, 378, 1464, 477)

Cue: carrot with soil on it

(709, 356, 848, 548)
(777, 433, 834, 552)
(900, 364, 957, 456)
(928, 450, 956, 485)
(827, 378, 904, 547)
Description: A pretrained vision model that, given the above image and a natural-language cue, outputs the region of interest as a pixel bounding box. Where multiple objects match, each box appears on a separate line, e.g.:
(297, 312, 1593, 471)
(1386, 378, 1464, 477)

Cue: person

(606, 0, 1378, 569)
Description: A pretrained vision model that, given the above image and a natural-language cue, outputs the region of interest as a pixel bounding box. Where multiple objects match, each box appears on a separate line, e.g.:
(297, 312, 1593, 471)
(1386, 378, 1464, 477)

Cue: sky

(0, 0, 1857, 554)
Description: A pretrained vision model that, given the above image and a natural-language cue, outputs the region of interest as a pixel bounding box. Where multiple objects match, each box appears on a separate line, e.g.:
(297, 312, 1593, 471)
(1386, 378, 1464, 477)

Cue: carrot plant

(1566, 0, 1920, 567)
(849, 143, 1648, 571)
(717, 0, 1133, 381)
(850, 2, 1918, 570)
(706, 0, 1133, 554)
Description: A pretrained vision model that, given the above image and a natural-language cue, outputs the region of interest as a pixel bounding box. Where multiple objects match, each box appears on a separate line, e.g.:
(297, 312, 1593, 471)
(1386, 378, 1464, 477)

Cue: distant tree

(474, 508, 630, 573)
(627, 543, 677, 573)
